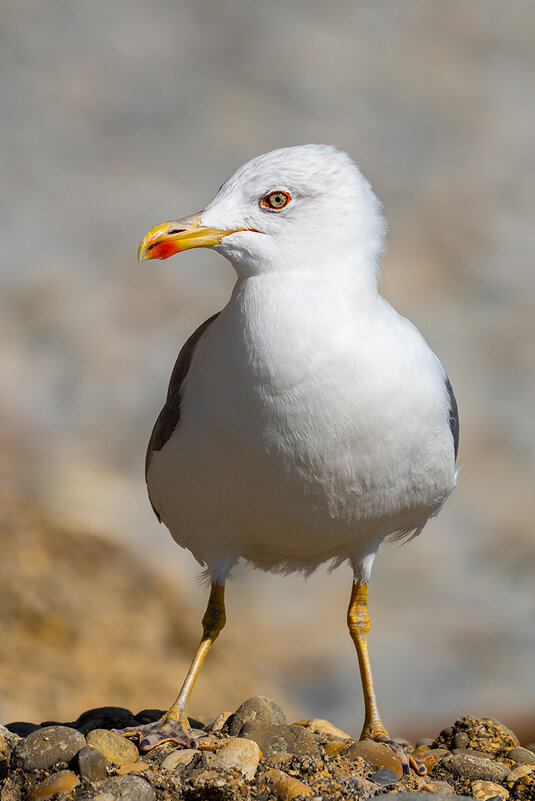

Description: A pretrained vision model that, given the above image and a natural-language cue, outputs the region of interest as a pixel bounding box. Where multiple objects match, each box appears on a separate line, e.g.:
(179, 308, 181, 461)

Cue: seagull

(124, 145, 459, 772)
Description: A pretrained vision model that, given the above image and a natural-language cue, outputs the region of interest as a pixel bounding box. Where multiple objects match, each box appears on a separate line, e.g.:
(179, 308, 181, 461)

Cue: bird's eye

(261, 190, 291, 210)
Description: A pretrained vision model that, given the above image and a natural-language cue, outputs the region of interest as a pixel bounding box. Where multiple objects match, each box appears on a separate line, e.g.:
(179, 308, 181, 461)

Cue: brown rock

(472, 779, 510, 800)
(160, 748, 197, 771)
(264, 768, 312, 800)
(239, 720, 320, 760)
(341, 740, 404, 779)
(29, 769, 79, 800)
(74, 744, 109, 781)
(11, 725, 86, 770)
(226, 696, 286, 736)
(89, 775, 154, 800)
(505, 765, 533, 783)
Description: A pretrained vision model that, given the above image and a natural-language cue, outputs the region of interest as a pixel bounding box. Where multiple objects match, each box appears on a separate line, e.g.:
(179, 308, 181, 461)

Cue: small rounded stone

(90, 775, 154, 800)
(440, 753, 510, 783)
(74, 745, 109, 781)
(226, 696, 287, 736)
(472, 779, 510, 800)
(370, 767, 399, 784)
(12, 725, 86, 770)
(218, 737, 261, 780)
(86, 729, 139, 766)
(453, 732, 470, 750)
(264, 768, 312, 800)
(505, 765, 533, 782)
(293, 719, 351, 740)
(341, 740, 403, 779)
(159, 749, 197, 771)
(506, 747, 535, 766)
(29, 769, 79, 800)
(116, 761, 150, 775)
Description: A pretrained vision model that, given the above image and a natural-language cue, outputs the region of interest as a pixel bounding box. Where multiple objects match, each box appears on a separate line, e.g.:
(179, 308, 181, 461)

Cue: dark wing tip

(445, 376, 459, 460)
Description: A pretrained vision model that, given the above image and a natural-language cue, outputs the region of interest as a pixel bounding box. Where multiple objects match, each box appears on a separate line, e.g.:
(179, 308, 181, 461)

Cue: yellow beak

(138, 213, 239, 263)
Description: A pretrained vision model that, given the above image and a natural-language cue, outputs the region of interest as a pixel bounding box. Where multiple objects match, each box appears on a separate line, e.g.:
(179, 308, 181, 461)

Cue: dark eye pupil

(270, 193, 285, 207)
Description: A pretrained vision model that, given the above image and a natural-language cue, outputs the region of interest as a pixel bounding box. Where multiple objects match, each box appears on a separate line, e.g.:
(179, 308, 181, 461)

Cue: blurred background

(1, 0, 534, 741)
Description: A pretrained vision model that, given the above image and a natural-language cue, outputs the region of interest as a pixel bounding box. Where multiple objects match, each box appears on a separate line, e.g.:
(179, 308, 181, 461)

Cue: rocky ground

(1, 697, 534, 801)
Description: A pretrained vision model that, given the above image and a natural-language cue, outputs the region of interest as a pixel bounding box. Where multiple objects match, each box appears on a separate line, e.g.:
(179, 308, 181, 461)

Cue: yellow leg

(347, 580, 426, 776)
(347, 581, 389, 741)
(117, 582, 226, 751)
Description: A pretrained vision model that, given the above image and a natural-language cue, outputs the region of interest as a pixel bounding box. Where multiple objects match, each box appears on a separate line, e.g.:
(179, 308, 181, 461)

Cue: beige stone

(116, 760, 150, 774)
(29, 770, 79, 800)
(264, 768, 312, 800)
(472, 779, 509, 800)
(294, 719, 351, 740)
(218, 737, 261, 780)
(341, 740, 403, 779)
(159, 748, 197, 771)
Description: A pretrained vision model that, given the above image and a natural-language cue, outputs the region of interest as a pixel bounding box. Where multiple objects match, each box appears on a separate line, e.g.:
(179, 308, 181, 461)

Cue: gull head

(138, 145, 385, 278)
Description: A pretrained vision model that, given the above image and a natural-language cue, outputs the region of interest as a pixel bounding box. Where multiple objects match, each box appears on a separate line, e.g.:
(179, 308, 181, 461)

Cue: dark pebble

(226, 696, 287, 736)
(370, 768, 399, 784)
(11, 725, 86, 771)
(452, 731, 470, 749)
(5, 722, 41, 737)
(440, 753, 510, 783)
(73, 744, 109, 780)
(74, 706, 136, 734)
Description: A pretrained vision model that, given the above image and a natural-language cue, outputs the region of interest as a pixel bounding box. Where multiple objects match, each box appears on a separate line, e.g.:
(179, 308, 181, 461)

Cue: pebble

(506, 766, 533, 783)
(472, 779, 510, 800)
(293, 718, 351, 740)
(218, 737, 261, 780)
(239, 720, 320, 760)
(324, 740, 351, 756)
(420, 748, 452, 772)
(264, 767, 312, 800)
(29, 769, 79, 800)
(86, 728, 139, 766)
(87, 775, 155, 800)
(116, 761, 150, 775)
(506, 747, 535, 766)
(226, 696, 287, 736)
(205, 712, 232, 732)
(75, 744, 110, 781)
(370, 767, 399, 784)
(11, 725, 86, 770)
(341, 739, 404, 779)
(416, 738, 435, 749)
(159, 749, 198, 771)
(74, 706, 135, 734)
(440, 753, 510, 783)
(388, 794, 473, 801)
(453, 732, 471, 749)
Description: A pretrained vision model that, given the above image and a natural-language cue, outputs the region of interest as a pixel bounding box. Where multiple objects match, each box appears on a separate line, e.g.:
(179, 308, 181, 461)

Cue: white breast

(147, 273, 457, 579)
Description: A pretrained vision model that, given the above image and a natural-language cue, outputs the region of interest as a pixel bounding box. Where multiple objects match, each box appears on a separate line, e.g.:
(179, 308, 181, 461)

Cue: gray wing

(145, 312, 221, 519)
(445, 376, 459, 460)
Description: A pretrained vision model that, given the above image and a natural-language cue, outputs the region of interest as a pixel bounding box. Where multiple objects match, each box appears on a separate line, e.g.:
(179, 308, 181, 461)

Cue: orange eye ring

(261, 190, 291, 210)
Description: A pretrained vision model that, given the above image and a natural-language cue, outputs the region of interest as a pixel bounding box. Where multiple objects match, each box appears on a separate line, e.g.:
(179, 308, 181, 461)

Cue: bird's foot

(114, 711, 204, 752)
(373, 733, 427, 776)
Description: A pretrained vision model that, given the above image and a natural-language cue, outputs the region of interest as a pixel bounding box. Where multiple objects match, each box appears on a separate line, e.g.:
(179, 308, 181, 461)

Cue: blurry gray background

(1, 0, 534, 738)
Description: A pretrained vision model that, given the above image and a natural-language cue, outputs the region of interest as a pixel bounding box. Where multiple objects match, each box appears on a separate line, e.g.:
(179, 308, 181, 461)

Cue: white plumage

(145, 144, 458, 587)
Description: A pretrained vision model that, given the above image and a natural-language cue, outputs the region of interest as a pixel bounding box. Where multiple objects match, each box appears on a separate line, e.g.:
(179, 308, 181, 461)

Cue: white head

(138, 144, 385, 282)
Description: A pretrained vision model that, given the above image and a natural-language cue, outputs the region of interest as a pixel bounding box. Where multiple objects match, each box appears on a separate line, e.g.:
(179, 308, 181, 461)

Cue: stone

(11, 725, 86, 770)
(74, 744, 109, 781)
(341, 739, 404, 779)
(6, 722, 41, 737)
(453, 732, 470, 749)
(423, 780, 457, 795)
(263, 767, 312, 799)
(116, 761, 150, 774)
(205, 712, 232, 732)
(439, 753, 510, 783)
(74, 706, 135, 734)
(239, 720, 320, 760)
(324, 740, 351, 756)
(0, 754, 8, 780)
(29, 769, 80, 800)
(88, 775, 154, 800)
(218, 737, 261, 780)
(160, 749, 198, 771)
(419, 748, 451, 772)
(506, 765, 533, 783)
(416, 738, 435, 749)
(506, 747, 535, 766)
(370, 767, 399, 784)
(293, 718, 351, 740)
(226, 696, 287, 736)
(472, 779, 510, 800)
(86, 728, 139, 766)
(388, 795, 473, 801)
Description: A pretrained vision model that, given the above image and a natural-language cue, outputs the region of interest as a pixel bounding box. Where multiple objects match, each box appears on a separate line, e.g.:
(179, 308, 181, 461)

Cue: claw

(113, 717, 204, 752)
(374, 734, 427, 776)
